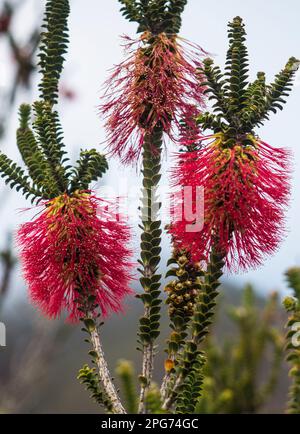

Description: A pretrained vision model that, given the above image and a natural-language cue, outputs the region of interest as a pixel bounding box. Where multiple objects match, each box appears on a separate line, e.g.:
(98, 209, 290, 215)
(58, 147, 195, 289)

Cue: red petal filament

(100, 32, 206, 164)
(17, 192, 133, 321)
(170, 135, 291, 271)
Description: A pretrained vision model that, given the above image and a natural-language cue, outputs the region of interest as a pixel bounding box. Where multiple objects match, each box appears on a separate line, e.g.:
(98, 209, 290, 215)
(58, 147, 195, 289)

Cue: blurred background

(0, 0, 299, 413)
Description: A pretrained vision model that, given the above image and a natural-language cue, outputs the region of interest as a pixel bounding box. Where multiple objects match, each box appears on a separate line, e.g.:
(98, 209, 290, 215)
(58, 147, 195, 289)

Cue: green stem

(137, 128, 163, 414)
(161, 250, 202, 401)
(162, 246, 225, 412)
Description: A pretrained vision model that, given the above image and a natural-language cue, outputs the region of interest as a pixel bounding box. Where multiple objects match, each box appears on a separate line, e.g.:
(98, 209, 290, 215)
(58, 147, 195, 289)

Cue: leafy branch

(118, 0, 188, 34)
(198, 17, 299, 137)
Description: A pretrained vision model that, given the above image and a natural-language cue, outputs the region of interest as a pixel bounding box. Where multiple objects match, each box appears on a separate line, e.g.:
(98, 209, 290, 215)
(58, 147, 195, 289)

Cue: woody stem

(86, 312, 126, 414)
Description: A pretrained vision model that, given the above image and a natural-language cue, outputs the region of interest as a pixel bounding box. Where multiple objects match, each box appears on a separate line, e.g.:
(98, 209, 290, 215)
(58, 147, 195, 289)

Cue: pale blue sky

(0, 0, 300, 298)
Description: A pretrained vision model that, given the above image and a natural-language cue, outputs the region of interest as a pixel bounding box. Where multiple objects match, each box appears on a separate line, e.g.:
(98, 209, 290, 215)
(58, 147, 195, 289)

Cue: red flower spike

(17, 192, 134, 321)
(170, 135, 291, 271)
(100, 32, 206, 164)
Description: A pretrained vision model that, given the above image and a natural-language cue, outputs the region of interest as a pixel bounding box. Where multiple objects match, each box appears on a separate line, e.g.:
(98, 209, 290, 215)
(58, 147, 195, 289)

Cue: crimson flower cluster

(100, 32, 206, 163)
(18, 191, 133, 321)
(170, 134, 291, 270)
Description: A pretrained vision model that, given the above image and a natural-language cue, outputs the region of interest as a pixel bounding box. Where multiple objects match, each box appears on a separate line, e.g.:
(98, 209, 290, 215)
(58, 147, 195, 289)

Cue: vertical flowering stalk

(161, 108, 203, 402)
(164, 17, 298, 412)
(170, 17, 298, 270)
(0, 0, 134, 414)
(100, 0, 206, 413)
(137, 129, 163, 413)
(18, 192, 132, 414)
(161, 248, 204, 403)
(162, 246, 225, 412)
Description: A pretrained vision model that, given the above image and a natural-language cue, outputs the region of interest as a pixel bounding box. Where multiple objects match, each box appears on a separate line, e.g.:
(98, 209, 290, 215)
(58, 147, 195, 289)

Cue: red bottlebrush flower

(170, 134, 291, 270)
(100, 32, 206, 164)
(17, 192, 133, 321)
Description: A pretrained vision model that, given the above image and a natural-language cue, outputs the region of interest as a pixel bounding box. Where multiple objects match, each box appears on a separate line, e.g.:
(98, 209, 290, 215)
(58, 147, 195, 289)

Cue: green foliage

(118, 0, 187, 34)
(196, 287, 283, 414)
(286, 267, 300, 300)
(78, 365, 113, 411)
(174, 249, 225, 410)
(284, 268, 300, 414)
(0, 151, 41, 203)
(190, 248, 225, 347)
(163, 248, 225, 412)
(137, 129, 163, 349)
(31, 101, 69, 195)
(263, 57, 299, 119)
(145, 383, 165, 413)
(225, 16, 249, 116)
(0, 1, 108, 202)
(38, 0, 70, 105)
(198, 17, 299, 138)
(175, 17, 298, 414)
(70, 150, 108, 191)
(161, 250, 203, 411)
(175, 354, 205, 413)
(116, 360, 138, 413)
(16, 104, 52, 195)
